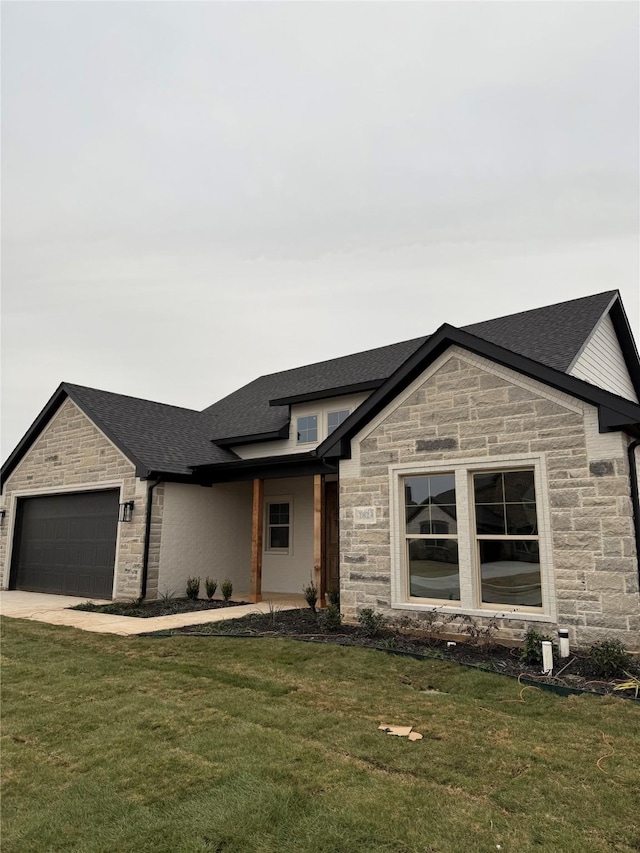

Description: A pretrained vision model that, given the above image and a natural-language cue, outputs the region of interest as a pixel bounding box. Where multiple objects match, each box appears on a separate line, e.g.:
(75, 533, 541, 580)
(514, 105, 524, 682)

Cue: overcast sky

(2, 1, 639, 461)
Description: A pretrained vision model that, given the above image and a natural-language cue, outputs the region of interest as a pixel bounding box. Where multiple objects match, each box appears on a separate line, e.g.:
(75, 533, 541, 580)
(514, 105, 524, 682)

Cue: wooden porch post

(250, 478, 264, 603)
(313, 474, 325, 607)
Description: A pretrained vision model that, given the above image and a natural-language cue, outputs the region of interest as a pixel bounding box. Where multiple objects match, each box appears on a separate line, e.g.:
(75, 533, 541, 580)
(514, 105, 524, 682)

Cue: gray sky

(2, 1, 639, 461)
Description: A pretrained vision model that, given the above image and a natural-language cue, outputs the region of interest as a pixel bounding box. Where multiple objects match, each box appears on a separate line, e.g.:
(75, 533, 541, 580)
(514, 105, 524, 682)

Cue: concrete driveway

(0, 590, 302, 636)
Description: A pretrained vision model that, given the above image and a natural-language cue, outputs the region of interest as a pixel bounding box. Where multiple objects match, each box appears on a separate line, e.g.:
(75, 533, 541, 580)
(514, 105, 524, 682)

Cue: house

(2, 290, 639, 649)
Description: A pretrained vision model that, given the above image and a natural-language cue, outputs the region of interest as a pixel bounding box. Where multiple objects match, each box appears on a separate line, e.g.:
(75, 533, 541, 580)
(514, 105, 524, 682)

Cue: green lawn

(1, 619, 639, 853)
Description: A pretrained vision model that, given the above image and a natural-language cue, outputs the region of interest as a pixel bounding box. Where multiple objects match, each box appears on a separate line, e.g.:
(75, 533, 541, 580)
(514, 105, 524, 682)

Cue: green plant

(186, 576, 200, 601)
(317, 603, 342, 633)
(357, 607, 388, 638)
(205, 577, 217, 600)
(220, 578, 233, 602)
(588, 639, 631, 678)
(303, 581, 318, 614)
(613, 671, 640, 699)
(326, 588, 340, 608)
(266, 600, 281, 627)
(158, 588, 176, 605)
(519, 629, 555, 666)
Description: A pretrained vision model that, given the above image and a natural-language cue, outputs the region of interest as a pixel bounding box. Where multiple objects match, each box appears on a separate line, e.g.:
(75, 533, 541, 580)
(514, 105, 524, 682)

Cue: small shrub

(186, 576, 200, 601)
(589, 639, 631, 678)
(317, 603, 342, 633)
(158, 588, 176, 605)
(458, 614, 499, 648)
(326, 588, 340, 608)
(303, 581, 318, 614)
(358, 608, 388, 638)
(205, 577, 217, 600)
(221, 579, 233, 602)
(519, 629, 554, 666)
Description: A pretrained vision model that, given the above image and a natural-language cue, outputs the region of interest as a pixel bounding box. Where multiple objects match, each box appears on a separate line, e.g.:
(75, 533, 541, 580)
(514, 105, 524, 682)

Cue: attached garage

(10, 490, 119, 598)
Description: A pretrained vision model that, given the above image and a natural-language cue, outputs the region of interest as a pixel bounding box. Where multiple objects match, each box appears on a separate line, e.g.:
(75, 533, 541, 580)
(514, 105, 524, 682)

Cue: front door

(323, 481, 339, 594)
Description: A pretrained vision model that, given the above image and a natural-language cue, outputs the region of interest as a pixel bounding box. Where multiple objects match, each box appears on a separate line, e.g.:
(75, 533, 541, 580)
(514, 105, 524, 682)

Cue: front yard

(1, 618, 639, 853)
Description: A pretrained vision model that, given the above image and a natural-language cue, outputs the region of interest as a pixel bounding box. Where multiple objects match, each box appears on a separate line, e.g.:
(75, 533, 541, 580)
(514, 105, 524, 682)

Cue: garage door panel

(11, 491, 119, 598)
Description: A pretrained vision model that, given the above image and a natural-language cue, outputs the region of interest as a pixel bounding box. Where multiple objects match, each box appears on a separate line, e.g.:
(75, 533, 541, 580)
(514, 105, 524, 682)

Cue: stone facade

(0, 398, 153, 600)
(339, 348, 640, 650)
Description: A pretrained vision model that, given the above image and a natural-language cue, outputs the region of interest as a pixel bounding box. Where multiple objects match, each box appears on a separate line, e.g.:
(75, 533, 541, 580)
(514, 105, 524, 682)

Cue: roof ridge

(63, 382, 203, 415)
(462, 290, 618, 330)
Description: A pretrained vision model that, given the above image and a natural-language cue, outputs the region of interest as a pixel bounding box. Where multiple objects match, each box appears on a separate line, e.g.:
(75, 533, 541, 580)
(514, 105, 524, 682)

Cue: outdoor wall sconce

(0, 510, 6, 524)
(118, 501, 134, 522)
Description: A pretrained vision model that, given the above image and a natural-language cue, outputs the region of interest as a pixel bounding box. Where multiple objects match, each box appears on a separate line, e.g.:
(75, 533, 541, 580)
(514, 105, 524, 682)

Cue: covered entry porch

(193, 453, 340, 605)
(248, 475, 339, 605)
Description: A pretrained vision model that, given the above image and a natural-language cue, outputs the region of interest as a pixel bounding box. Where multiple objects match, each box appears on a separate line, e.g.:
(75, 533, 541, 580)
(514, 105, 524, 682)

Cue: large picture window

(397, 461, 547, 615)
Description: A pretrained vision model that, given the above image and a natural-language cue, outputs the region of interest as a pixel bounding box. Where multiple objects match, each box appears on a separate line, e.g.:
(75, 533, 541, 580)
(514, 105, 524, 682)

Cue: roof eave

(316, 325, 640, 458)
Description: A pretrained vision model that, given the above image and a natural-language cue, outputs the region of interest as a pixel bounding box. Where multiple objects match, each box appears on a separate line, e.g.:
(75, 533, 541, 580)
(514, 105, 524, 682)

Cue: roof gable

(204, 290, 626, 445)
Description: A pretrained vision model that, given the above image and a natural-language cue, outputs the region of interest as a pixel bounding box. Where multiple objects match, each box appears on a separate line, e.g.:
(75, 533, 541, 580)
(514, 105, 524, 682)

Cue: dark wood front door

(323, 481, 339, 594)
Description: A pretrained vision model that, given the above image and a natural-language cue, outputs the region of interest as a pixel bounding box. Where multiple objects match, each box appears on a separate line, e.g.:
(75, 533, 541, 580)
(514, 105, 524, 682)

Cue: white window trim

(389, 453, 556, 623)
(296, 414, 319, 445)
(264, 495, 294, 556)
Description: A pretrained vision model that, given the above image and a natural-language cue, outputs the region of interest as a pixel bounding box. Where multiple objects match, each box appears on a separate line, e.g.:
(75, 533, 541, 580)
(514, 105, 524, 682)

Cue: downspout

(628, 439, 640, 587)
(140, 478, 162, 600)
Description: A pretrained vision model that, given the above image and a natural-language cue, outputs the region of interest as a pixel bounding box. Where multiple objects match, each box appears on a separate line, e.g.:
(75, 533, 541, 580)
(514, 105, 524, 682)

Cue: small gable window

(297, 415, 318, 444)
(327, 409, 350, 435)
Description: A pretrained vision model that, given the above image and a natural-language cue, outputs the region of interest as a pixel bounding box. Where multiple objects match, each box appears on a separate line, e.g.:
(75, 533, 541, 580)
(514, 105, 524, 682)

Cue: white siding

(262, 477, 314, 593)
(233, 392, 371, 459)
(570, 313, 638, 402)
(157, 481, 253, 597)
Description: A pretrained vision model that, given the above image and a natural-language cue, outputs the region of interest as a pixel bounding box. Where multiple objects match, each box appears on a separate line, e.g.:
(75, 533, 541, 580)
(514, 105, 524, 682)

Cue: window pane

(474, 472, 504, 504)
(404, 476, 430, 507)
(270, 527, 289, 549)
(408, 539, 460, 600)
(504, 470, 536, 503)
(327, 410, 350, 434)
(405, 505, 457, 535)
(479, 540, 541, 607)
(506, 502, 537, 535)
(269, 503, 289, 525)
(475, 503, 506, 535)
(429, 474, 456, 504)
(297, 415, 318, 443)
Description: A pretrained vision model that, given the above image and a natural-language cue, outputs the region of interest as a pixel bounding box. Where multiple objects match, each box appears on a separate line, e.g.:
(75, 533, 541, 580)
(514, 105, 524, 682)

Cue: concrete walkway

(0, 590, 303, 636)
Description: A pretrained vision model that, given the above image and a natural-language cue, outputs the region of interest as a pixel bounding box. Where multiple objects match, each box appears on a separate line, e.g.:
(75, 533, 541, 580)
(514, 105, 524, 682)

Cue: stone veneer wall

(0, 398, 151, 600)
(339, 349, 640, 649)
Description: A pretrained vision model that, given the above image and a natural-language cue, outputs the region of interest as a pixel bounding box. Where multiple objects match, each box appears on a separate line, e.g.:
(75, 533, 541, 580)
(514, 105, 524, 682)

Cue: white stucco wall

(262, 476, 314, 593)
(156, 481, 253, 598)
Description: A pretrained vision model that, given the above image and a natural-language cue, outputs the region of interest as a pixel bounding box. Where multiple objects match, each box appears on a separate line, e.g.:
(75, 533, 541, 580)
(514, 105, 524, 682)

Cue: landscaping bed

(162, 607, 640, 699)
(70, 597, 249, 618)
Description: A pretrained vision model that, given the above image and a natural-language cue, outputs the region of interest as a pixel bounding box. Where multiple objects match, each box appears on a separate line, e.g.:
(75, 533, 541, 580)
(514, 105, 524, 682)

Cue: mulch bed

(162, 608, 640, 699)
(69, 598, 249, 618)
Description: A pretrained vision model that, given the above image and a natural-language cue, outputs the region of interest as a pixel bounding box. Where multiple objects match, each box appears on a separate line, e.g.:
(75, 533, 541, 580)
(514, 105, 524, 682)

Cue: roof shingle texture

(64, 384, 237, 475)
(204, 291, 616, 441)
(63, 291, 617, 473)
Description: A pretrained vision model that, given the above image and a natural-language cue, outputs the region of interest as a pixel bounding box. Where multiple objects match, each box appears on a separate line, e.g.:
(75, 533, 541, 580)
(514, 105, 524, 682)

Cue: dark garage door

(11, 490, 119, 598)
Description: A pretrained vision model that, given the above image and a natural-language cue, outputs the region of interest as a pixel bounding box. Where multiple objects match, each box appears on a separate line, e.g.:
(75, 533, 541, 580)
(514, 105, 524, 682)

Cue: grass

(2, 619, 639, 853)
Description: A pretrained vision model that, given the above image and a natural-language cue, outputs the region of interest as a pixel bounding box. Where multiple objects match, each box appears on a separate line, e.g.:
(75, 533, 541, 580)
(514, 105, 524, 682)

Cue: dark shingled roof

(204, 290, 618, 442)
(3, 290, 627, 484)
(64, 383, 238, 475)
